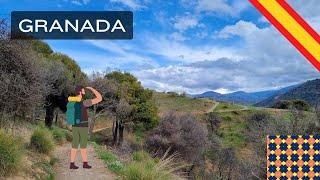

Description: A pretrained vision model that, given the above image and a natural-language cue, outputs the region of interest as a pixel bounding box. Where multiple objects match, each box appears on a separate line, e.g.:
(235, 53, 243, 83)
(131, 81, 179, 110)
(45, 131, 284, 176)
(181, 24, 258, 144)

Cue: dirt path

(54, 143, 116, 180)
(206, 102, 251, 113)
(206, 102, 220, 113)
(93, 126, 112, 133)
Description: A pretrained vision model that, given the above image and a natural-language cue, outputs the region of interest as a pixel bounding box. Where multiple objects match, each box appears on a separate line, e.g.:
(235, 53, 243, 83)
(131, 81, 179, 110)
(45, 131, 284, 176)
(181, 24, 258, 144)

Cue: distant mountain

(193, 84, 297, 105)
(256, 79, 320, 107)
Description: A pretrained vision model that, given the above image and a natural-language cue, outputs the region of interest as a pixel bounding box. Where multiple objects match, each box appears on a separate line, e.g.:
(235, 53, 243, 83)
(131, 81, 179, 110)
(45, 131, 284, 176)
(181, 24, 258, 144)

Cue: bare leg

(70, 148, 79, 169)
(80, 148, 88, 162)
(81, 148, 92, 168)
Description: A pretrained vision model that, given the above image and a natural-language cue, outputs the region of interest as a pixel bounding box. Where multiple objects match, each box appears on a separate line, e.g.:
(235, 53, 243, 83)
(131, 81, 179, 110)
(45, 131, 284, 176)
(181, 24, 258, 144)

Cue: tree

(88, 72, 118, 136)
(273, 99, 311, 111)
(89, 71, 158, 145)
(0, 20, 86, 128)
(29, 44, 87, 127)
(0, 37, 48, 126)
(105, 71, 159, 145)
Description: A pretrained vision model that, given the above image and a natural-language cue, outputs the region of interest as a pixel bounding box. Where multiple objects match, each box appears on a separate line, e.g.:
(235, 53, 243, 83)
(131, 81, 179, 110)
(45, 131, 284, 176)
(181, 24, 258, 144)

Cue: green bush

(51, 127, 65, 145)
(0, 131, 23, 177)
(30, 128, 55, 154)
(123, 151, 184, 180)
(132, 151, 150, 162)
(108, 160, 124, 174)
(64, 130, 73, 142)
(94, 144, 124, 173)
(273, 100, 311, 111)
(94, 143, 184, 179)
(123, 153, 183, 180)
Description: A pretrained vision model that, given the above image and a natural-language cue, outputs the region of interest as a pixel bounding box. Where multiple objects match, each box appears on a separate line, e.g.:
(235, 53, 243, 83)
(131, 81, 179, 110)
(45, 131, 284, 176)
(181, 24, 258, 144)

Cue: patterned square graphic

(267, 135, 320, 180)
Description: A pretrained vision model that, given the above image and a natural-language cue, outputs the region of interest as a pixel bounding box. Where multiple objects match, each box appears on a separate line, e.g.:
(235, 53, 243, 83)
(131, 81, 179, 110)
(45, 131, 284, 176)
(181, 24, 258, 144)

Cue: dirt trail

(206, 102, 220, 113)
(54, 143, 116, 180)
(92, 126, 112, 133)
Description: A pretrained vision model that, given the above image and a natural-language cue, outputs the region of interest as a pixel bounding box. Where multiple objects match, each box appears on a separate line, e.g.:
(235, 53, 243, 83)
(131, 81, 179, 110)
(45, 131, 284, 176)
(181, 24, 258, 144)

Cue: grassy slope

(213, 103, 301, 155)
(152, 92, 215, 115)
(214, 102, 244, 111)
(2, 122, 58, 180)
(91, 92, 215, 135)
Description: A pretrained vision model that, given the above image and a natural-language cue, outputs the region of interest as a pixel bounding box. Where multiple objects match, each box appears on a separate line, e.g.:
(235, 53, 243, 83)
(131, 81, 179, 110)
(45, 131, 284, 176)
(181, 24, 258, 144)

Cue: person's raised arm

(84, 87, 102, 106)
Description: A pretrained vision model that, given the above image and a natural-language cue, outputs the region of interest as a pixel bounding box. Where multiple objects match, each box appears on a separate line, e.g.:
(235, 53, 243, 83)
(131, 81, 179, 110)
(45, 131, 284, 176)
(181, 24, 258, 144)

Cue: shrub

(123, 152, 184, 180)
(0, 39, 48, 119)
(62, 130, 73, 142)
(146, 112, 208, 164)
(51, 127, 65, 145)
(108, 160, 124, 174)
(94, 143, 184, 179)
(132, 151, 151, 162)
(206, 112, 221, 133)
(0, 130, 23, 177)
(30, 128, 54, 154)
(292, 100, 311, 111)
(273, 100, 311, 111)
(249, 111, 270, 123)
(94, 144, 124, 174)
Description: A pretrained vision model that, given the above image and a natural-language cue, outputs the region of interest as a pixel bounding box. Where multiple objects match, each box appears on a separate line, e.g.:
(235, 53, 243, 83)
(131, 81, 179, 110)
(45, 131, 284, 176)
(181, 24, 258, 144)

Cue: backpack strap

(68, 96, 81, 102)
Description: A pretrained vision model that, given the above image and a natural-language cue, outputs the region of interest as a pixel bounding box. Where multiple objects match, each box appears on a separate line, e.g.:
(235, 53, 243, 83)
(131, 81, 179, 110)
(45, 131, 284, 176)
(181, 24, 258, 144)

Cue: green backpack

(66, 102, 81, 125)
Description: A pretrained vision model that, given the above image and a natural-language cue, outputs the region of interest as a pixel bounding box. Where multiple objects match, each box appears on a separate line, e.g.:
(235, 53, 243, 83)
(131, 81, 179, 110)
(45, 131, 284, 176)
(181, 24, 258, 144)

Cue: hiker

(68, 86, 102, 169)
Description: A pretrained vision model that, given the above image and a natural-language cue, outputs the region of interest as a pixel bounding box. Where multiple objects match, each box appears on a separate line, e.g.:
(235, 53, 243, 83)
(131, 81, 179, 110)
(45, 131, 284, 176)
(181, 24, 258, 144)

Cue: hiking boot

(70, 162, 79, 169)
(83, 162, 92, 169)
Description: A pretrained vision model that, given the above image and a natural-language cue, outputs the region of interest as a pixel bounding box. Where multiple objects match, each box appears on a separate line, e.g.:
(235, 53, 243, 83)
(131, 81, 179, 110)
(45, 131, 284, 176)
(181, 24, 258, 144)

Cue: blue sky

(1, 0, 319, 94)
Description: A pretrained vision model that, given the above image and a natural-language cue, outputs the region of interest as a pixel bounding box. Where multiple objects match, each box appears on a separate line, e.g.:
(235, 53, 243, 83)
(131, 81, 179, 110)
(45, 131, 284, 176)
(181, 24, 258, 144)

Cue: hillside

(193, 85, 296, 104)
(152, 92, 215, 115)
(256, 79, 320, 107)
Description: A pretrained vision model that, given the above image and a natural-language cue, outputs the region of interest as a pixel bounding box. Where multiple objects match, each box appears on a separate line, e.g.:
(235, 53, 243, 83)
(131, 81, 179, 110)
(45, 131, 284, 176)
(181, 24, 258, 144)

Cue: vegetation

(0, 21, 86, 128)
(123, 151, 184, 180)
(30, 128, 55, 154)
(51, 126, 68, 144)
(94, 143, 124, 174)
(257, 79, 320, 107)
(3, 18, 320, 179)
(0, 130, 23, 177)
(153, 92, 214, 115)
(272, 99, 311, 111)
(90, 71, 159, 145)
(214, 102, 244, 111)
(94, 143, 184, 180)
(146, 111, 207, 175)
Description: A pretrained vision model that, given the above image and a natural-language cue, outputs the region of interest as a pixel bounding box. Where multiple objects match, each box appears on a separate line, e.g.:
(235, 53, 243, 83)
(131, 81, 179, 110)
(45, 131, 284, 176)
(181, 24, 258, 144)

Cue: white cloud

(173, 15, 199, 32)
(109, 0, 145, 10)
(86, 40, 131, 55)
(144, 35, 243, 63)
(70, 40, 159, 73)
(70, 0, 90, 5)
(216, 20, 259, 39)
(170, 32, 188, 41)
(133, 19, 319, 94)
(194, 0, 249, 16)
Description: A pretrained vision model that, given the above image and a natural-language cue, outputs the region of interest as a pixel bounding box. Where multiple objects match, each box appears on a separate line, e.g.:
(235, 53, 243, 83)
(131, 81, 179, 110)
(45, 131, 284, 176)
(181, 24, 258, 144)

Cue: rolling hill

(152, 92, 215, 115)
(256, 79, 320, 107)
(192, 85, 297, 104)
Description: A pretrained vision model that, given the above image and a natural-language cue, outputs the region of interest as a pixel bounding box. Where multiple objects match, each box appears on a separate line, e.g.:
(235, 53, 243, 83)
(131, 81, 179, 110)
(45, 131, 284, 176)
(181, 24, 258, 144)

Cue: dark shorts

(72, 127, 88, 149)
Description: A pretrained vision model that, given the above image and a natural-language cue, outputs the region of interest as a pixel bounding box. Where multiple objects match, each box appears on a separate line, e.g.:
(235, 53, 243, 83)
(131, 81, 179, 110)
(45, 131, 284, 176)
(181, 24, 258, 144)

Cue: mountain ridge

(192, 84, 298, 104)
(256, 79, 320, 107)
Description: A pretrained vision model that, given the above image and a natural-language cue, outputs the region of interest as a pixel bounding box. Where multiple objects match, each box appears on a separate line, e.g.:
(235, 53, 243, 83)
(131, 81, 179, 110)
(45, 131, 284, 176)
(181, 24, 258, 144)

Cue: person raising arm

(69, 86, 102, 170)
(83, 87, 102, 107)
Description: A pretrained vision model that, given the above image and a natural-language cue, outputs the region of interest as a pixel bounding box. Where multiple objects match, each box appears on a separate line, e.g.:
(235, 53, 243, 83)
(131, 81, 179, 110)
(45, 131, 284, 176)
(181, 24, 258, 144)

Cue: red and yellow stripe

(250, 0, 320, 70)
